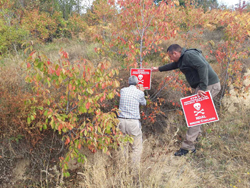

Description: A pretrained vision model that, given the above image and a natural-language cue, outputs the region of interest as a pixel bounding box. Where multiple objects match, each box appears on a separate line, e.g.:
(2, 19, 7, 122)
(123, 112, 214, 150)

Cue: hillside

(1, 0, 250, 187)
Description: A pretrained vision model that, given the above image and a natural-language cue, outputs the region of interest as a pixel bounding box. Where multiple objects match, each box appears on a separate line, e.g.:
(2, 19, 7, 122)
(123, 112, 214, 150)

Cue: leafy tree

(93, 0, 179, 68)
(0, 0, 29, 54)
(0, 19, 29, 54)
(196, 0, 218, 10)
(154, 0, 218, 10)
(22, 9, 58, 41)
(67, 13, 88, 38)
(37, 0, 83, 18)
(56, 0, 77, 19)
(25, 49, 124, 176)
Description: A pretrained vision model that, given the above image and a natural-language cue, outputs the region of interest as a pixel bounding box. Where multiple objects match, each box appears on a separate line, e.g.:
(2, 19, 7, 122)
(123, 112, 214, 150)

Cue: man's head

(167, 44, 182, 62)
(128, 75, 138, 85)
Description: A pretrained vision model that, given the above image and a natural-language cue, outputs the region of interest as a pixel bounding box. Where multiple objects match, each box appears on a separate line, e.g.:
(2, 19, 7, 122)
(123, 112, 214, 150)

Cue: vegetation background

(0, 0, 250, 187)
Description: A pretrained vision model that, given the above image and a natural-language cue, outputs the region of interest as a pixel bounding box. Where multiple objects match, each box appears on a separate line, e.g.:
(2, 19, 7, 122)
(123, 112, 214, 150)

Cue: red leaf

(48, 67, 54, 74)
(56, 69, 60, 76)
(78, 143, 81, 149)
(102, 83, 105, 89)
(27, 63, 31, 68)
(29, 51, 35, 57)
(63, 51, 68, 58)
(101, 64, 105, 70)
(65, 137, 70, 145)
(86, 102, 90, 109)
(58, 124, 63, 132)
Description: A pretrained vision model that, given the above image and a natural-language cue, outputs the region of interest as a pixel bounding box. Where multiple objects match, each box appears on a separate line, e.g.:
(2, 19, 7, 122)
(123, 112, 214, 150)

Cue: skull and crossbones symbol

(193, 103, 205, 116)
(138, 74, 144, 83)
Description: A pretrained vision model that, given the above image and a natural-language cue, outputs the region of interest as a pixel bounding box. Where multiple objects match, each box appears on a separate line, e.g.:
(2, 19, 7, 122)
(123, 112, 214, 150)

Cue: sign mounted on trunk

(130, 68, 152, 90)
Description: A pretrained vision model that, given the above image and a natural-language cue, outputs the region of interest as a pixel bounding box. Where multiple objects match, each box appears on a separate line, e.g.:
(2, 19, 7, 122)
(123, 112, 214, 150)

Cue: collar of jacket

(177, 47, 186, 66)
(177, 48, 202, 66)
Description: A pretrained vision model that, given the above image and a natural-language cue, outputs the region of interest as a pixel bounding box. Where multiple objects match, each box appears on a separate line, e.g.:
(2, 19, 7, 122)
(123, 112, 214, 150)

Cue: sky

(217, 0, 250, 7)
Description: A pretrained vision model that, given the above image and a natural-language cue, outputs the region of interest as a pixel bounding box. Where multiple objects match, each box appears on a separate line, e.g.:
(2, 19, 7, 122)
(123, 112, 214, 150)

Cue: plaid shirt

(118, 85, 146, 119)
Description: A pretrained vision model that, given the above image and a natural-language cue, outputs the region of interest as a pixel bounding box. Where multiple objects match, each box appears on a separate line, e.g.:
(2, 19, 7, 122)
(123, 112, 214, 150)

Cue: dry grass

(74, 136, 200, 188)
(67, 108, 250, 188)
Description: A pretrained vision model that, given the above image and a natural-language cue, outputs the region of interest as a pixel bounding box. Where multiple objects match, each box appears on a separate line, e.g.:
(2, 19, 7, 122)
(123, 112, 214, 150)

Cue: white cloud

(218, 0, 250, 7)
(82, 0, 94, 13)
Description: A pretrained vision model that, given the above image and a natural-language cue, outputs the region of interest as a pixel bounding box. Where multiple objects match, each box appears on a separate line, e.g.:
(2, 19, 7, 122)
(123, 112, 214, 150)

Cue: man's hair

(128, 75, 138, 85)
(167, 44, 182, 54)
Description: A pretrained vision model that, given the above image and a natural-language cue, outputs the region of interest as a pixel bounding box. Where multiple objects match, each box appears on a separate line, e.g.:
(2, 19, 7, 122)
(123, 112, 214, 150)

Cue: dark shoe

(174, 148, 188, 156)
(174, 148, 196, 156)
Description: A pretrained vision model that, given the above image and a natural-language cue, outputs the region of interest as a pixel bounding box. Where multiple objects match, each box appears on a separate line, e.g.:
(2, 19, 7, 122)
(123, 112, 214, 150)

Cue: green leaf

(64, 172, 70, 177)
(77, 157, 81, 163)
(27, 117, 31, 124)
(98, 126, 101, 133)
(87, 88, 93, 94)
(43, 124, 47, 130)
(75, 140, 79, 148)
(47, 78, 51, 88)
(79, 106, 87, 113)
(38, 106, 43, 110)
(62, 127, 67, 132)
(50, 119, 55, 129)
(58, 75, 63, 83)
(65, 155, 70, 162)
(37, 62, 42, 69)
(108, 92, 114, 99)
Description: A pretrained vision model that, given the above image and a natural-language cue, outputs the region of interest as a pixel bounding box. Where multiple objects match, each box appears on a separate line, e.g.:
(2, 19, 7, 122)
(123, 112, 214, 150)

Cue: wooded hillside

(0, 0, 250, 187)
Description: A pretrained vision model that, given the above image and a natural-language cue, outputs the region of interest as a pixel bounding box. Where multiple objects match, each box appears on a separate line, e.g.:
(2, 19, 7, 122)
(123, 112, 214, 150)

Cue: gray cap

(128, 75, 138, 85)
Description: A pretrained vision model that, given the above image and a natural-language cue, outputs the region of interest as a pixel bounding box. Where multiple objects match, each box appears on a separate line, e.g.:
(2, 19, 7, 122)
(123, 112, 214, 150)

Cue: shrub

(22, 9, 58, 42)
(24, 49, 126, 176)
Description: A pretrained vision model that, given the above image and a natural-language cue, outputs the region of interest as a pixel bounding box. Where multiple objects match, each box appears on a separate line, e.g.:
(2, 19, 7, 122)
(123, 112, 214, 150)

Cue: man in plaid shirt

(118, 75, 146, 166)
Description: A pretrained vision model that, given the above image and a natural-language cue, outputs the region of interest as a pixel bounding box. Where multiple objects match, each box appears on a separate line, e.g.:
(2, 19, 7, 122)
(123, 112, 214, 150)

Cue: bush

(22, 9, 58, 42)
(0, 19, 29, 55)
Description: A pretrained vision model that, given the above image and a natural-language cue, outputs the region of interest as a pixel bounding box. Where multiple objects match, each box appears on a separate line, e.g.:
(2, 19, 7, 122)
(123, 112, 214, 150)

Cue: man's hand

(137, 84, 145, 92)
(151, 67, 159, 72)
(197, 90, 206, 97)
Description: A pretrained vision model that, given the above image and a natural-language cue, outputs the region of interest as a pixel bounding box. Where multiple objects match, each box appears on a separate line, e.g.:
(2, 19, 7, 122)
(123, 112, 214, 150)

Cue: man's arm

(139, 94, 147, 106)
(151, 62, 178, 72)
(137, 85, 146, 106)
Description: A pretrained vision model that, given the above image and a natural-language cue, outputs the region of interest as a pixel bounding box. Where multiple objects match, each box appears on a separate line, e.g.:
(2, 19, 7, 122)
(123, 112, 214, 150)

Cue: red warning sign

(180, 91, 219, 127)
(130, 68, 151, 90)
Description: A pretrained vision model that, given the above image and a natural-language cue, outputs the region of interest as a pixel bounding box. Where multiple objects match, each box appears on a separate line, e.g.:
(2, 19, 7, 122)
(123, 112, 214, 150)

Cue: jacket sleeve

(159, 62, 178, 72)
(186, 53, 208, 91)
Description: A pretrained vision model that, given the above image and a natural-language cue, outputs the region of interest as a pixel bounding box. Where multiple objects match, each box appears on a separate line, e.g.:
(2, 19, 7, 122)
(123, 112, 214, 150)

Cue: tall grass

(68, 108, 250, 188)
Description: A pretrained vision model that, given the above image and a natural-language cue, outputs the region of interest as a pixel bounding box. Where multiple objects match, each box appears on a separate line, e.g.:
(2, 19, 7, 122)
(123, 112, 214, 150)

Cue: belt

(118, 117, 138, 120)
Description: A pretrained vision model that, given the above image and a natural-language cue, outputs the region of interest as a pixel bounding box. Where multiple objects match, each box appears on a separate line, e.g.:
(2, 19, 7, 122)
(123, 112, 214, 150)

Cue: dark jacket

(159, 48, 220, 91)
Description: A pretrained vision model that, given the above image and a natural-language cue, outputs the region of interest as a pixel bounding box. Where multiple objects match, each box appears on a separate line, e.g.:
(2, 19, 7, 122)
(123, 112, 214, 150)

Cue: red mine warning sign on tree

(180, 91, 219, 127)
(130, 68, 151, 90)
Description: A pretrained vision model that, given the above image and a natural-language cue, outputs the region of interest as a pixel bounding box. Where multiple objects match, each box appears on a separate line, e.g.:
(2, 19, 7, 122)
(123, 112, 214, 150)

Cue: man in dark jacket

(151, 44, 221, 156)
